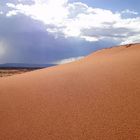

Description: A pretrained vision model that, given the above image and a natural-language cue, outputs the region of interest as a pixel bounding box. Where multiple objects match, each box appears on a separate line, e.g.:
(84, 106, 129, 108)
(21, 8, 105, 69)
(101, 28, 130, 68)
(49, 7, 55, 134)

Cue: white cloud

(55, 56, 84, 64)
(121, 9, 138, 15)
(7, 0, 68, 26)
(6, 10, 18, 17)
(6, 0, 140, 44)
(121, 34, 140, 45)
(0, 11, 3, 15)
(81, 36, 99, 42)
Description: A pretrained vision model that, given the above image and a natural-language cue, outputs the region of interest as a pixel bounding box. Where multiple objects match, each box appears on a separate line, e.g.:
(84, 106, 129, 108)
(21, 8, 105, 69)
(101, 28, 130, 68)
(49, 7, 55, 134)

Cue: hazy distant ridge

(0, 63, 56, 68)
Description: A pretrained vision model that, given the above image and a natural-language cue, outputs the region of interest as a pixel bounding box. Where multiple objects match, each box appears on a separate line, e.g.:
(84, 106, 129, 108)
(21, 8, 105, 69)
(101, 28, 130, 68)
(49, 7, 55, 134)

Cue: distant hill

(0, 63, 56, 69)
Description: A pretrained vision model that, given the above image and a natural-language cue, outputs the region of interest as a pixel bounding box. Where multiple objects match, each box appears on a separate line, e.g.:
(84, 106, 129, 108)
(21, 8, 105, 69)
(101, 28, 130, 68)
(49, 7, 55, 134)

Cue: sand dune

(0, 44, 140, 139)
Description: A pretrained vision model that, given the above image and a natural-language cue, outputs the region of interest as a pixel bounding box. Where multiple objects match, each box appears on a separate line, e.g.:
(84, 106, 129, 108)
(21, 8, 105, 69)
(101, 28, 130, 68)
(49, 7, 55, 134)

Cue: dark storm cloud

(81, 20, 140, 39)
(82, 27, 131, 39)
(0, 14, 115, 64)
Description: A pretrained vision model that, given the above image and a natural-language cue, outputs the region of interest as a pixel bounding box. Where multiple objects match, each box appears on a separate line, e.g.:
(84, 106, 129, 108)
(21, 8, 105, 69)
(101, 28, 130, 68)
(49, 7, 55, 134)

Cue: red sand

(0, 44, 140, 139)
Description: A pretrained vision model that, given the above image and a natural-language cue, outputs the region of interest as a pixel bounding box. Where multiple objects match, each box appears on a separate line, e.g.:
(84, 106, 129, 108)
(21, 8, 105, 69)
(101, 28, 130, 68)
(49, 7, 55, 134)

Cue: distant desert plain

(0, 68, 36, 77)
(0, 44, 140, 139)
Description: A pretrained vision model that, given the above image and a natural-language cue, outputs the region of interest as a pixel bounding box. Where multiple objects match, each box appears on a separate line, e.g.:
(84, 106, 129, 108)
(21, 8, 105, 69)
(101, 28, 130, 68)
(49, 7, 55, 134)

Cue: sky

(0, 0, 140, 64)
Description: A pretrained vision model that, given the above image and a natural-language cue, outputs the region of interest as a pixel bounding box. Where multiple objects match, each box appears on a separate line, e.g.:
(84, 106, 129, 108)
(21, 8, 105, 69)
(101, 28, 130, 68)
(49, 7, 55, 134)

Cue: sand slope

(0, 44, 140, 140)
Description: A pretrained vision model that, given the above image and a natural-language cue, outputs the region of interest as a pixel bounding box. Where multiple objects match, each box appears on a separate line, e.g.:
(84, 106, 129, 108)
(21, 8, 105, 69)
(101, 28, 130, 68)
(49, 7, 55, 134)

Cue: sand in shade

(0, 44, 140, 139)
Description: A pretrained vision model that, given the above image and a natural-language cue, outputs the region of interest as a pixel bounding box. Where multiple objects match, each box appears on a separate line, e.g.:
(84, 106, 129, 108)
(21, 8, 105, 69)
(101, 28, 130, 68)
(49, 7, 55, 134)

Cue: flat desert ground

(0, 44, 140, 139)
(0, 68, 36, 77)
